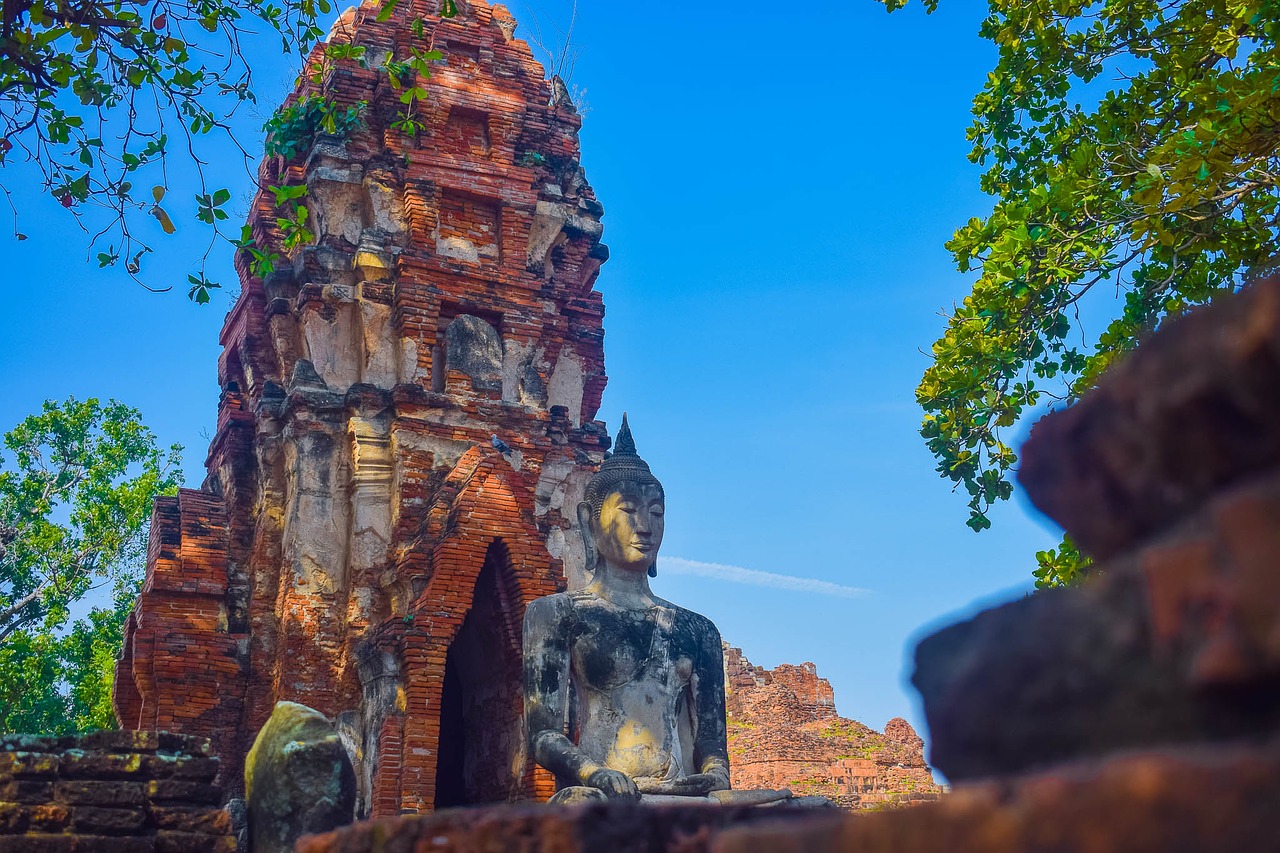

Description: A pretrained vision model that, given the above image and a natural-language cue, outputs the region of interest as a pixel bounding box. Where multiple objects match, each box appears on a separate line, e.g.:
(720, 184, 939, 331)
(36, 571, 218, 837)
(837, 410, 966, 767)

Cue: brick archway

(377, 452, 563, 814)
(433, 537, 523, 807)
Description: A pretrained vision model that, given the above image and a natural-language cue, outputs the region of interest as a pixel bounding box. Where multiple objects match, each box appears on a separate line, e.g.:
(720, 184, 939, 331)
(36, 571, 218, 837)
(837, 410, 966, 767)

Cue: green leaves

(186, 273, 221, 304)
(264, 183, 314, 253)
(276, 203, 314, 252)
(195, 188, 231, 224)
(0, 398, 181, 732)
(894, 0, 1280, 585)
(149, 184, 176, 234)
(263, 95, 366, 159)
(383, 47, 443, 139)
(0, 0, 332, 297)
(268, 184, 307, 206)
(232, 225, 282, 281)
(1032, 535, 1092, 588)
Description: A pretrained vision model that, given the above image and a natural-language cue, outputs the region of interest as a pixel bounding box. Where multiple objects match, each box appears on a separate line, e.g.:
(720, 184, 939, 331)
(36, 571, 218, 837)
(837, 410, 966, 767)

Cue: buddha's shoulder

(523, 591, 579, 624)
(653, 598, 721, 640)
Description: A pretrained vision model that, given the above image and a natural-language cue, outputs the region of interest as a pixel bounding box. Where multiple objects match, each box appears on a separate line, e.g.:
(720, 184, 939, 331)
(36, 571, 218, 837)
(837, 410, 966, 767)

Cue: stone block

(0, 802, 71, 833)
(53, 780, 145, 807)
(0, 752, 60, 778)
(77, 732, 161, 755)
(915, 466, 1280, 781)
(0, 780, 53, 804)
(153, 735, 210, 758)
(69, 805, 147, 834)
(154, 831, 237, 853)
(0, 836, 77, 853)
(69, 837, 155, 853)
(0, 736, 72, 754)
(246, 701, 356, 853)
(297, 803, 821, 853)
(143, 781, 221, 805)
(142, 756, 219, 783)
(57, 752, 145, 779)
(145, 804, 233, 834)
(713, 741, 1280, 853)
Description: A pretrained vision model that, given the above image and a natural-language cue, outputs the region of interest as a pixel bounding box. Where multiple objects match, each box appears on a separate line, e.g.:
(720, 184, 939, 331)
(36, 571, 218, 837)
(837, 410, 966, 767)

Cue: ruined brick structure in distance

(114, 0, 610, 817)
(723, 646, 944, 808)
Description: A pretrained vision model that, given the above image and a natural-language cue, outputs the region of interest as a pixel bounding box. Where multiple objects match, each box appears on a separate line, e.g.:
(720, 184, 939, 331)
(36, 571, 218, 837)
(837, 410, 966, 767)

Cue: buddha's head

(578, 414, 665, 578)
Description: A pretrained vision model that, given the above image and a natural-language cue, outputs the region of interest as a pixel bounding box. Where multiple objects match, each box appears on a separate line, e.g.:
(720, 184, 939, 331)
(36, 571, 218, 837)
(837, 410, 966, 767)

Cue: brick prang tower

(114, 0, 611, 816)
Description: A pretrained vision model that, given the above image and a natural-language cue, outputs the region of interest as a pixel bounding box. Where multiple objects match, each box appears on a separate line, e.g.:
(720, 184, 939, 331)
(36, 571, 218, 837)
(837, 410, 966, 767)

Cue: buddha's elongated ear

(576, 500, 598, 571)
(648, 560, 657, 578)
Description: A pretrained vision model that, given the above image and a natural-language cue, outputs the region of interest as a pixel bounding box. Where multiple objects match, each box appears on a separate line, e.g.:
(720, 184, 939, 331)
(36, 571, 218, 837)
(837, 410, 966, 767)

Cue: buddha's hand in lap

(585, 768, 641, 801)
(635, 768, 730, 797)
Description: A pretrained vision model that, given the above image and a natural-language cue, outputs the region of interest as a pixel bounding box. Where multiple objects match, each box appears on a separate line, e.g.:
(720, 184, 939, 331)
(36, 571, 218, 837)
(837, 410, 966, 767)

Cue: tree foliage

(890, 0, 1280, 585)
(0, 0, 335, 296)
(0, 398, 180, 733)
(0, 0, 458, 300)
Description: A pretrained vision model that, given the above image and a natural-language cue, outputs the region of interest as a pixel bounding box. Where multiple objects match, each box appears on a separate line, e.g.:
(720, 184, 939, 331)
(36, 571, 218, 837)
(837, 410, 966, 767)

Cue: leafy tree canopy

(0, 0, 458, 301)
(0, 0, 334, 297)
(888, 0, 1280, 585)
(0, 397, 180, 732)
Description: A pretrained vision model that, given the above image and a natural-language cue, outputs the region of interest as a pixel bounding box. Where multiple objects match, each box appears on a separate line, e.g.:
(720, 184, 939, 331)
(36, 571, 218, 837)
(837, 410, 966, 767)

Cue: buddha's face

(592, 480, 665, 574)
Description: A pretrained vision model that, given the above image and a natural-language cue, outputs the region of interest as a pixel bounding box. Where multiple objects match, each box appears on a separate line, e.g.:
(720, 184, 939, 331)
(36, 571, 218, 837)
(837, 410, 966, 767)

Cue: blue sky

(0, 0, 1064, 749)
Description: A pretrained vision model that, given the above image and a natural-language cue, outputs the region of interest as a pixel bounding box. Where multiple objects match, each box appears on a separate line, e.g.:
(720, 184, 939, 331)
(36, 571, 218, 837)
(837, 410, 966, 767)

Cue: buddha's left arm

(692, 618, 731, 786)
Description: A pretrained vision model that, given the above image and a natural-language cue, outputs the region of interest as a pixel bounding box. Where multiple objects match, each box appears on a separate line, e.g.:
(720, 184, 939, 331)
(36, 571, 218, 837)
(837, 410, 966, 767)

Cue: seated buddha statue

(523, 415, 791, 805)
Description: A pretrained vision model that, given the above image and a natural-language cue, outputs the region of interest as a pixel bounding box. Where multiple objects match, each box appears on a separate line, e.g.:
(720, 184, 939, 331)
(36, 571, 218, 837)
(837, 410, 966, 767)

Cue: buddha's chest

(569, 610, 696, 694)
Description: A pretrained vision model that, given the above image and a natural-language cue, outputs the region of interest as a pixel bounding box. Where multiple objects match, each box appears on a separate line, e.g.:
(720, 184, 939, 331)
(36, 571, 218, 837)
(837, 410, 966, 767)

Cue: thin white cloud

(661, 557, 870, 599)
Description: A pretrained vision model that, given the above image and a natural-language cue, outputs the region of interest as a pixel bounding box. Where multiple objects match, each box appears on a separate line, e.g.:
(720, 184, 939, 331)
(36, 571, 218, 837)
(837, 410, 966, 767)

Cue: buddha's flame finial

(583, 411, 663, 520)
(614, 412, 638, 456)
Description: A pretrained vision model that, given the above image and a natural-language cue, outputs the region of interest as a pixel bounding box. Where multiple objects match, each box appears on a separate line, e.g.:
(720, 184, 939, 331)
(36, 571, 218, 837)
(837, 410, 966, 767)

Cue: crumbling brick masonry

(114, 0, 610, 817)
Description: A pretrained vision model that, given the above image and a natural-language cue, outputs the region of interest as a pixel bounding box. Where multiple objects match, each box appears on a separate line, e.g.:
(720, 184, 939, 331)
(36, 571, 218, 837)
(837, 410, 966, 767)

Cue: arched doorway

(433, 539, 525, 807)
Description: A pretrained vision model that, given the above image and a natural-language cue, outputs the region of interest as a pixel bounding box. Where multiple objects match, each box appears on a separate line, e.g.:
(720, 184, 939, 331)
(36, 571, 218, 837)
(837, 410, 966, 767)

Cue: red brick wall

(0, 731, 236, 851)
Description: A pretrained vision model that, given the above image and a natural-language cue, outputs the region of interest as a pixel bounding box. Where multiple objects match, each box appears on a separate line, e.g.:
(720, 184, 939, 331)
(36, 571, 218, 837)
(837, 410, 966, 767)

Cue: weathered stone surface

(1019, 275, 1280, 561)
(713, 741, 1280, 853)
(296, 802, 824, 853)
(68, 806, 147, 834)
(724, 646, 943, 808)
(153, 830, 236, 853)
(914, 466, 1280, 781)
(54, 780, 145, 807)
(0, 732, 234, 849)
(913, 277, 1280, 783)
(143, 781, 221, 805)
(0, 781, 53, 803)
(145, 805, 232, 834)
(245, 701, 356, 853)
(0, 803, 69, 833)
(114, 0, 612, 816)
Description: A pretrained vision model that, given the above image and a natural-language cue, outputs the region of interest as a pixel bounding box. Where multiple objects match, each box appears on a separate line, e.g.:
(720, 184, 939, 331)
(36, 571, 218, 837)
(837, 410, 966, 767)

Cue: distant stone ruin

(723, 646, 943, 808)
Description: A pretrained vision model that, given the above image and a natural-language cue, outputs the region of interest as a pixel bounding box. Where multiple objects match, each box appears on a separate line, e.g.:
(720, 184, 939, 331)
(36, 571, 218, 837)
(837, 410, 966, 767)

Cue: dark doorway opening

(433, 540, 524, 808)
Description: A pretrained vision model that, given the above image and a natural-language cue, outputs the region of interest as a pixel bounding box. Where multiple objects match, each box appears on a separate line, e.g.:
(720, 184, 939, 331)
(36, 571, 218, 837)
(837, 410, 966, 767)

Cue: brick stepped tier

(0, 731, 235, 852)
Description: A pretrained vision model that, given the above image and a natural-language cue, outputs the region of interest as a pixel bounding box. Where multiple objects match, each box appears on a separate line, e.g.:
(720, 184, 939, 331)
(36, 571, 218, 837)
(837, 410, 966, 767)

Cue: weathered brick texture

(115, 0, 611, 816)
(0, 732, 234, 852)
(723, 646, 943, 809)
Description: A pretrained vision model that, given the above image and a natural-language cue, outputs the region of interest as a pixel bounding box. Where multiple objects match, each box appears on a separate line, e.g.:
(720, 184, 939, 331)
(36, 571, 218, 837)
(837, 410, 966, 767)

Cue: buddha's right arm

(522, 596, 592, 783)
(531, 730, 602, 784)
